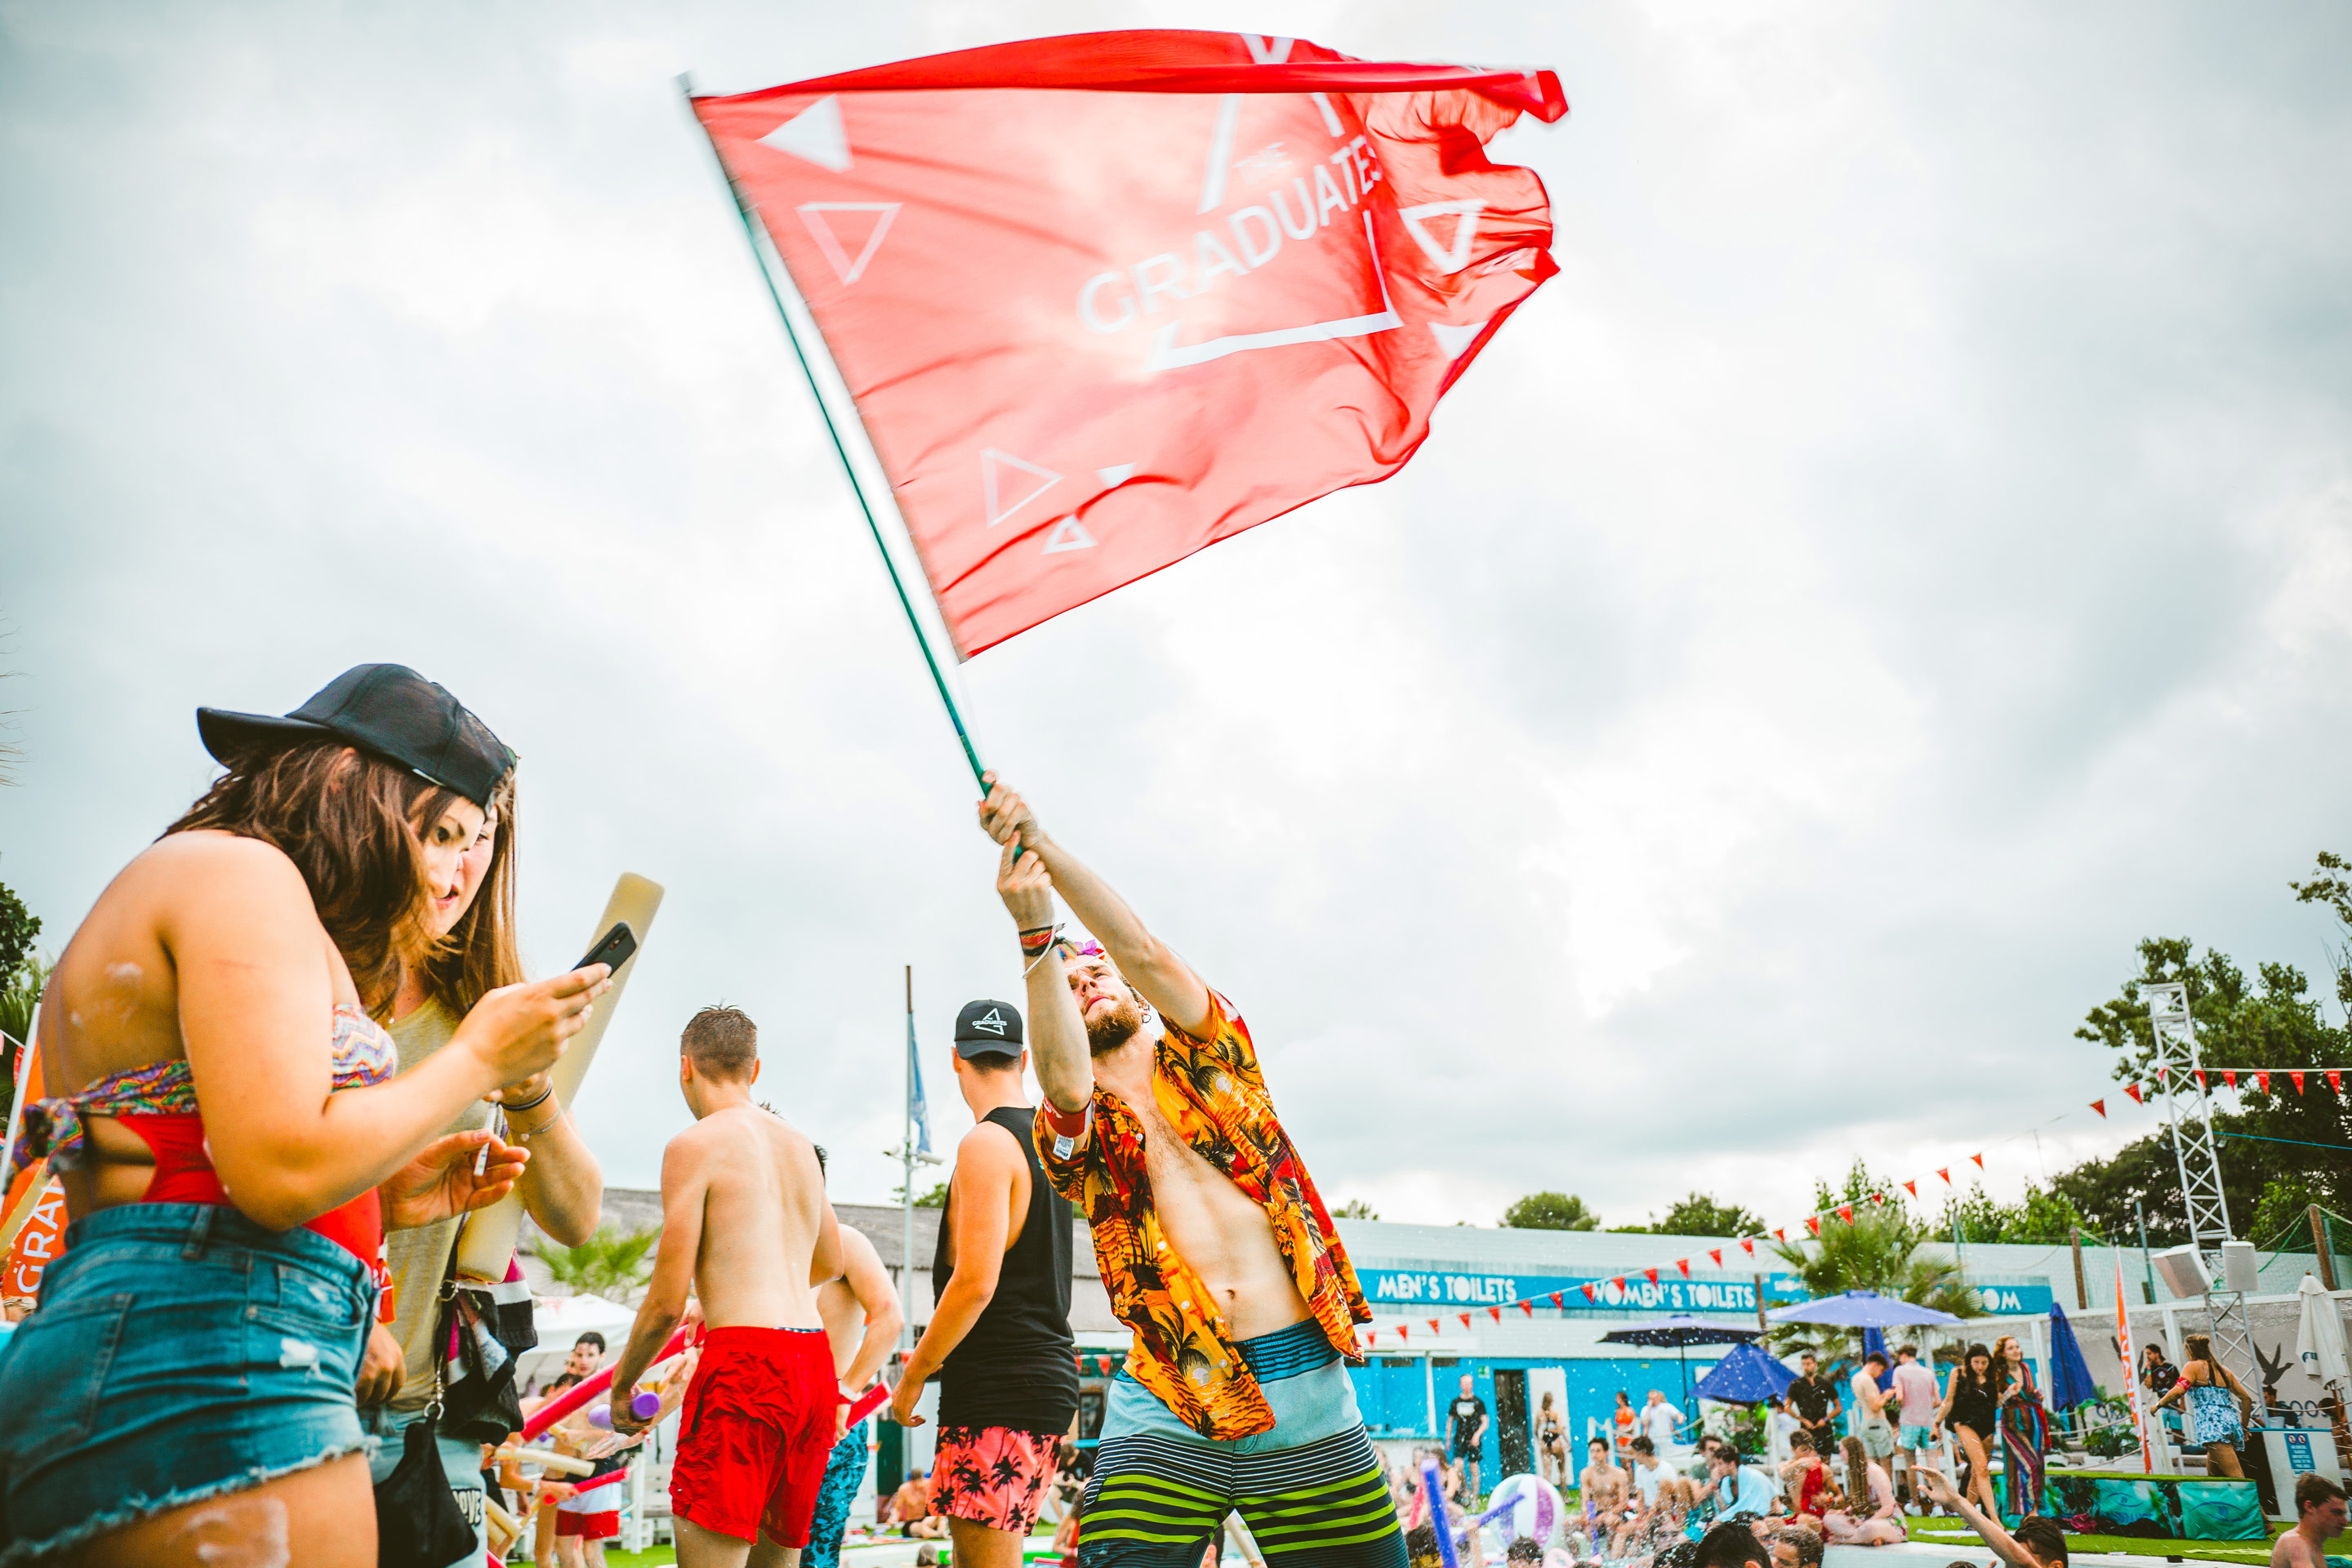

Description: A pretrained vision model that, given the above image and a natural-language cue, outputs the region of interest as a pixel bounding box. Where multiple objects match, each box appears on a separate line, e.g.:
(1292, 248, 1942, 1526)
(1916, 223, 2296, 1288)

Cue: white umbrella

(2296, 1274, 2350, 1396)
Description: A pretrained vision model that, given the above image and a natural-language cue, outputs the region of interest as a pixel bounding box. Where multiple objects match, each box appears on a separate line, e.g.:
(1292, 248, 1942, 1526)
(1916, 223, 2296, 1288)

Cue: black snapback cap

(198, 663, 516, 808)
(953, 999, 1023, 1058)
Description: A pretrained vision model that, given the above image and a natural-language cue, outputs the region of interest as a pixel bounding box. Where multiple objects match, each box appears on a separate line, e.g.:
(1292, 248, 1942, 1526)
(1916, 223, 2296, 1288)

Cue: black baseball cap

(953, 999, 1023, 1058)
(198, 663, 516, 808)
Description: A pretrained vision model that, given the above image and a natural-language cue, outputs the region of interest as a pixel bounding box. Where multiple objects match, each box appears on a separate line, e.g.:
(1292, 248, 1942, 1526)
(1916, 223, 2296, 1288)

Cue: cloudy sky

(6, 1, 2350, 1233)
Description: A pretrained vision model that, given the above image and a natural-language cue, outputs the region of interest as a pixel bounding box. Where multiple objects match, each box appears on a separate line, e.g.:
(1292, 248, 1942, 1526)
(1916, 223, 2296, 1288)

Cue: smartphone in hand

(572, 921, 639, 978)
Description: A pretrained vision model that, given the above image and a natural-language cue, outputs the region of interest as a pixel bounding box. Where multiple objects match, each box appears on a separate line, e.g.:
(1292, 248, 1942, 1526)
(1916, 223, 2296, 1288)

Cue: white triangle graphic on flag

(760, 96, 851, 172)
(1096, 465, 1136, 488)
(795, 203, 898, 286)
(1398, 200, 1486, 274)
(1428, 320, 1489, 359)
(1041, 516, 1096, 554)
(981, 448, 1062, 526)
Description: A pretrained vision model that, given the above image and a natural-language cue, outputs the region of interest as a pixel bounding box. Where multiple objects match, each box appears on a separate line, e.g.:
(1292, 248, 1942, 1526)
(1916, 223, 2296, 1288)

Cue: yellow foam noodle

(452, 872, 664, 1283)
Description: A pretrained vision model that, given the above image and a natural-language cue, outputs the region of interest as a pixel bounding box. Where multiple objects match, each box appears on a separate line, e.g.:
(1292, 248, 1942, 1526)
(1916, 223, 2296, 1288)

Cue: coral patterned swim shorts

(928, 1425, 1062, 1534)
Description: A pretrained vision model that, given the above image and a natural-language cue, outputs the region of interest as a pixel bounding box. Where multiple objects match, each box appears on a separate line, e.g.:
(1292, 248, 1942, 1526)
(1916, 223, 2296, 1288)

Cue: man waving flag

(689, 29, 1565, 656)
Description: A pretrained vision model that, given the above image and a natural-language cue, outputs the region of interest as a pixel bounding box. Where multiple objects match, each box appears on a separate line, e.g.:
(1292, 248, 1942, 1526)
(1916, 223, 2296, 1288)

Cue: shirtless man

(800, 1214, 904, 1568)
(978, 776, 1401, 1568)
(608, 1006, 845, 1568)
(2274, 1474, 2349, 1568)
(1580, 1437, 1628, 1532)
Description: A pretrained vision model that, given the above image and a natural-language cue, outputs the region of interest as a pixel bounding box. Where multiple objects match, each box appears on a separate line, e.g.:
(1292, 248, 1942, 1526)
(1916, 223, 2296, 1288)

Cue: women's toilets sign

(1361, 1268, 2056, 1316)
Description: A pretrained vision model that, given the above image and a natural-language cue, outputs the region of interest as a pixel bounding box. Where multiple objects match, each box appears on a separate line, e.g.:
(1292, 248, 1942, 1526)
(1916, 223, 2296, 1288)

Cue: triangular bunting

(2090, 1099, 2106, 1119)
(2257, 1071, 2270, 1094)
(1806, 1218, 1821, 1238)
(2331, 1070, 2341, 1095)
(1971, 1153, 1984, 1169)
(1519, 1300, 1535, 1316)
(1488, 1306, 1503, 1323)
(1937, 1168, 1951, 1184)
(1838, 1204, 1855, 1223)
(1459, 1312, 1472, 1329)
(2293, 1070, 2307, 1094)
(1552, 1292, 1566, 1308)
(2224, 1070, 2237, 1089)
(1709, 1249, 1724, 1267)
(2124, 1084, 2143, 1104)
(1581, 1285, 1597, 1303)
(1676, 1259, 1690, 1277)
(1643, 1267, 1659, 1285)
(1904, 1180, 1918, 1197)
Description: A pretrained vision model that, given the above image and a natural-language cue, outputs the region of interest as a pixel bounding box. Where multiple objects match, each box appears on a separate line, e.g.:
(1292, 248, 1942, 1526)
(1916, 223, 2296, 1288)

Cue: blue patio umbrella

(1599, 1315, 1762, 1414)
(1766, 1290, 1963, 1328)
(2046, 1303, 2097, 1412)
(1693, 1340, 1796, 1405)
(1860, 1326, 1897, 1390)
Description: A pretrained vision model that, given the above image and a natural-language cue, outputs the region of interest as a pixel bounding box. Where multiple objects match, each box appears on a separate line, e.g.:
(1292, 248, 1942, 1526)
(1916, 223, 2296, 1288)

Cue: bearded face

(1087, 991, 1146, 1055)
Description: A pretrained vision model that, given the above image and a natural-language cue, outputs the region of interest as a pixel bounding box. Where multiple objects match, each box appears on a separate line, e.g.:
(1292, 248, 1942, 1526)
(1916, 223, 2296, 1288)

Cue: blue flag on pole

(907, 1011, 932, 1156)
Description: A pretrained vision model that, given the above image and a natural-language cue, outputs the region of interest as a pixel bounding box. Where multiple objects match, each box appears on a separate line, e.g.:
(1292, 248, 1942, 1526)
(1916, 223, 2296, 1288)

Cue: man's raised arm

(996, 835, 1093, 1115)
(978, 775, 1212, 1037)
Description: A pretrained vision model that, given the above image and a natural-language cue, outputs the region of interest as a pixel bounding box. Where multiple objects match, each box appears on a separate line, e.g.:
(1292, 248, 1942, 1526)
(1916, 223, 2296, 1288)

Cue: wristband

(504, 1085, 555, 1116)
(1019, 924, 1058, 955)
(1040, 1098, 1090, 1160)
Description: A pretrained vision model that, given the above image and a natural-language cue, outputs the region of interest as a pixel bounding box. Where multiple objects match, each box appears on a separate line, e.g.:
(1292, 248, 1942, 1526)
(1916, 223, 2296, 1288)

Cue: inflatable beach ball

(1483, 1473, 1564, 1544)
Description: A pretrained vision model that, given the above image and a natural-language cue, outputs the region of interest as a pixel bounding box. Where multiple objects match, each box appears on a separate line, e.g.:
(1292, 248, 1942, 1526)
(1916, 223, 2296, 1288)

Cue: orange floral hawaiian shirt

(1035, 990, 1369, 1441)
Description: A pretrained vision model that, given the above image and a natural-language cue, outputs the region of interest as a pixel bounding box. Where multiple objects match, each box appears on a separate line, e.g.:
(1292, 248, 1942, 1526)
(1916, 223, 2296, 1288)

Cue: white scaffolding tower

(2144, 980, 2258, 1390)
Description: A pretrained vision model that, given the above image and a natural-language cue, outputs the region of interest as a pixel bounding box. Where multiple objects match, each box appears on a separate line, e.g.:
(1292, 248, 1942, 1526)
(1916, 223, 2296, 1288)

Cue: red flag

(1614, 1276, 1628, 1291)
(1937, 1168, 1952, 1184)
(1740, 1239, 1756, 1257)
(1904, 1180, 1918, 1197)
(1708, 1249, 1723, 1267)
(2331, 1070, 2341, 1095)
(1805, 1217, 1821, 1238)
(1459, 1312, 1473, 1329)
(692, 33, 1565, 654)
(2293, 1070, 2307, 1094)
(2090, 1099, 2105, 1118)
(1519, 1300, 1535, 1316)
(1398, 1324, 1409, 1341)
(2156, 1065, 2168, 1081)
(1581, 1285, 1597, 1303)
(1971, 1153, 1984, 1169)
(1644, 1267, 1659, 1285)
(2124, 1084, 2142, 1104)
(1838, 1204, 1855, 1224)
(1676, 1259, 1690, 1277)
(2194, 1070, 2207, 1090)
(2224, 1070, 2237, 1089)
(1488, 1306, 1503, 1322)
(1428, 1318, 1441, 1334)
(1773, 1229, 1786, 1242)
(1552, 1291, 1566, 1308)
(2257, 1071, 2270, 1094)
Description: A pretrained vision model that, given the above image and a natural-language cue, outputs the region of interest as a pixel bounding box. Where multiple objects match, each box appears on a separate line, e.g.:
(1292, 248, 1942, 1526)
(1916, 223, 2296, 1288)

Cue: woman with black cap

(0, 664, 612, 1566)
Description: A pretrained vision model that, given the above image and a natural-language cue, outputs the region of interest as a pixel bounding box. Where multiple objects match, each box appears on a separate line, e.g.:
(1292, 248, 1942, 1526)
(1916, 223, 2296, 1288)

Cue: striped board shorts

(1079, 1321, 1405, 1568)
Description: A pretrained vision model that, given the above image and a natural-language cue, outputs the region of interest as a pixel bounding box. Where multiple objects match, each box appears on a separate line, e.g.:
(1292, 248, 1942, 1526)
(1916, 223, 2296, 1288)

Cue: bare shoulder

(142, 828, 307, 889)
(960, 1118, 1026, 1166)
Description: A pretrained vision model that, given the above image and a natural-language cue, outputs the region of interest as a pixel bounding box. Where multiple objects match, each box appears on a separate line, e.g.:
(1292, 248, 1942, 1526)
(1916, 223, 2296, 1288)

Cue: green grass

(1904, 1512, 2301, 1564)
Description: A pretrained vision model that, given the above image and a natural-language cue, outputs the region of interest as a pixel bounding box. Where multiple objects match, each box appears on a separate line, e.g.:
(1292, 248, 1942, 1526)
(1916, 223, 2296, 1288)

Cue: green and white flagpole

(679, 74, 989, 797)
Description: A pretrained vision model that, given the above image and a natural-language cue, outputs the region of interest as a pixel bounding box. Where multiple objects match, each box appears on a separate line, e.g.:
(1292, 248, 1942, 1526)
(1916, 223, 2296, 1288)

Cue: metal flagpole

(902, 964, 916, 1355)
(679, 74, 989, 796)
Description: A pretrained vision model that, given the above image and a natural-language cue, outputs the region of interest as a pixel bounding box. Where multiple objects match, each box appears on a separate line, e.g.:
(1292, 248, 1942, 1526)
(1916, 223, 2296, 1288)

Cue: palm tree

(1769, 1183, 1980, 1365)
(539, 1223, 660, 1303)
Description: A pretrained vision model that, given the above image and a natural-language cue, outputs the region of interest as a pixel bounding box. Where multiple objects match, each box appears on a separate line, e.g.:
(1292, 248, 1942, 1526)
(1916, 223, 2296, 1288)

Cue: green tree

(1770, 1162, 1979, 1362)
(1942, 1180, 2090, 1245)
(540, 1223, 661, 1303)
(1501, 1191, 1600, 1231)
(2071, 925, 2352, 1236)
(1334, 1198, 1379, 1220)
(1612, 1192, 1765, 1238)
(0, 880, 42, 1127)
(0, 881, 37, 984)
(892, 1178, 948, 1208)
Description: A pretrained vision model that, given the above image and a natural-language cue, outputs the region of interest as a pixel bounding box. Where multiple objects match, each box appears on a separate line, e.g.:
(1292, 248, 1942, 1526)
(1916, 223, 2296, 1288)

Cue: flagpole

(678, 74, 989, 796)
(902, 964, 916, 1356)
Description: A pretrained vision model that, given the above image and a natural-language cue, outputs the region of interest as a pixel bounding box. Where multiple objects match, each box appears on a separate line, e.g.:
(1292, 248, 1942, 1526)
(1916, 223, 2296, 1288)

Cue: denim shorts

(0, 1203, 376, 1563)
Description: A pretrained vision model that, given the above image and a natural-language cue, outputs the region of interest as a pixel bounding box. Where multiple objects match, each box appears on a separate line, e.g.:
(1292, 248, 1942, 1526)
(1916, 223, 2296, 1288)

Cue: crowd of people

(0, 662, 1438, 1567)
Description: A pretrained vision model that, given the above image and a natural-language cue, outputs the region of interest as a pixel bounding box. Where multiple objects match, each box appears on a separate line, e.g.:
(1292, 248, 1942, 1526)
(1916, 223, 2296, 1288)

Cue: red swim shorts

(668, 1326, 840, 1547)
(929, 1425, 1061, 1534)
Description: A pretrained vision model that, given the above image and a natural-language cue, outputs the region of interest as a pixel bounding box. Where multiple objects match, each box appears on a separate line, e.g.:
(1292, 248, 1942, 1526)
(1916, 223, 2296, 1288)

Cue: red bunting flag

(2331, 1070, 2341, 1095)
(1644, 1267, 1659, 1285)
(1708, 1249, 1723, 1267)
(1937, 1168, 1951, 1184)
(1428, 1318, 1441, 1334)
(2194, 1071, 2207, 1090)
(1838, 1204, 1855, 1224)
(2156, 1066, 2168, 1081)
(1676, 1259, 1690, 1277)
(1805, 1217, 1821, 1238)
(1740, 1238, 1756, 1257)
(1869, 1192, 1885, 1205)
(2292, 1071, 2307, 1094)
(1904, 1180, 1918, 1197)
(1773, 1229, 1787, 1243)
(2124, 1084, 2142, 1104)
(1459, 1312, 1472, 1329)
(1398, 1324, 1409, 1341)
(2090, 1100, 2105, 1119)
(1971, 1153, 1985, 1169)
(1614, 1277, 1628, 1291)
(1581, 1285, 1598, 1303)
(2224, 1070, 2237, 1089)
(1552, 1292, 1566, 1308)
(2257, 1071, 2270, 1094)
(1488, 1306, 1503, 1323)
(690, 31, 1566, 654)
(1519, 1300, 1535, 1316)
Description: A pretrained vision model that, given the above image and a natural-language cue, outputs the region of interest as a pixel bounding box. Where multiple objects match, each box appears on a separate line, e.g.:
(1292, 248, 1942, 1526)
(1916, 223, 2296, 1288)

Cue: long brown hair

(1993, 1334, 2032, 1395)
(410, 774, 522, 1015)
(167, 739, 462, 1011)
(1839, 1435, 1869, 1509)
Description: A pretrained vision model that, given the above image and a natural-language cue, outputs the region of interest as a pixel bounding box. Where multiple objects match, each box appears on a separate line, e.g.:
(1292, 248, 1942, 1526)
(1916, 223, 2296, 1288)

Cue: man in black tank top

(889, 1000, 1080, 1568)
